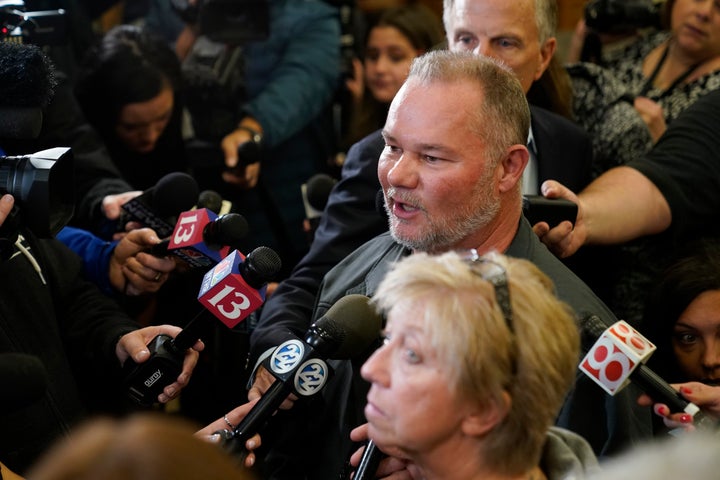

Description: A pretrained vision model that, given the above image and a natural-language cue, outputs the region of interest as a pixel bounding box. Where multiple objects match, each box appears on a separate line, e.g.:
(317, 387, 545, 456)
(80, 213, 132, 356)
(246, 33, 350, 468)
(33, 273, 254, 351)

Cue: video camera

(0, 147, 74, 237)
(0, 0, 66, 45)
(170, 0, 269, 46)
(584, 0, 664, 34)
(0, 40, 74, 238)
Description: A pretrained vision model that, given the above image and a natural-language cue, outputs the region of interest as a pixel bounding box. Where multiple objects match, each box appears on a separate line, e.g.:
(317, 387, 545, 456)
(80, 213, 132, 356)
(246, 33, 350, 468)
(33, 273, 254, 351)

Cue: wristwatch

(237, 125, 263, 144)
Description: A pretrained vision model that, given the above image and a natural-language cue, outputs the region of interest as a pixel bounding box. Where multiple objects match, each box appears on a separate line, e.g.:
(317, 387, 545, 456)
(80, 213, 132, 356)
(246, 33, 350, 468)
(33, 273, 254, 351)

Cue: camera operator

(0, 43, 203, 476)
(176, 0, 341, 276)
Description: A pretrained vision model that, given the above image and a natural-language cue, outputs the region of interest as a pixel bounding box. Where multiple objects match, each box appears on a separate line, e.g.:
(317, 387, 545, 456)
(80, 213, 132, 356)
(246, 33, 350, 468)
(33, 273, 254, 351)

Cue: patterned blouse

(568, 31, 720, 179)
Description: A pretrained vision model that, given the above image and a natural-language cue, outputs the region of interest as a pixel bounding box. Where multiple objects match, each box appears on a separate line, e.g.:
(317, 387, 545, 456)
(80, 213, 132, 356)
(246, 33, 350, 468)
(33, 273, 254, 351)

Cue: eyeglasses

(460, 249, 517, 376)
(459, 249, 514, 334)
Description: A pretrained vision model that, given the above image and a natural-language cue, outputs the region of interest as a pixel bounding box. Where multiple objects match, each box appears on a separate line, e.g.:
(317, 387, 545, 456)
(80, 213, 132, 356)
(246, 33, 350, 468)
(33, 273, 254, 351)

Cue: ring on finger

(224, 414, 236, 430)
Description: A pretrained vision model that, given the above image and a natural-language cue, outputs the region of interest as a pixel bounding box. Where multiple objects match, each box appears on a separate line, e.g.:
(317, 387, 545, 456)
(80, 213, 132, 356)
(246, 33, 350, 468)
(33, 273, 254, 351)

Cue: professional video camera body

(173, 0, 270, 170)
(584, 0, 666, 34)
(0, 0, 66, 45)
(579, 0, 666, 64)
(0, 40, 74, 239)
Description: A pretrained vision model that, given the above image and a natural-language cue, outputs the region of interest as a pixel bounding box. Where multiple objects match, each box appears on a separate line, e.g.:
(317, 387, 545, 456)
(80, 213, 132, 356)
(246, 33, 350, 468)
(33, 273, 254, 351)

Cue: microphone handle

(171, 309, 212, 352)
(354, 439, 386, 480)
(232, 379, 292, 445)
(631, 364, 714, 429)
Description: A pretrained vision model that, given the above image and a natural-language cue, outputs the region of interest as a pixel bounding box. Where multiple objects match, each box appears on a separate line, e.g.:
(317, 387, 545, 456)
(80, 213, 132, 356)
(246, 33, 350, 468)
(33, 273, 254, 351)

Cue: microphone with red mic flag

(151, 209, 249, 268)
(119, 172, 200, 238)
(123, 245, 282, 407)
(579, 314, 715, 429)
(217, 294, 383, 455)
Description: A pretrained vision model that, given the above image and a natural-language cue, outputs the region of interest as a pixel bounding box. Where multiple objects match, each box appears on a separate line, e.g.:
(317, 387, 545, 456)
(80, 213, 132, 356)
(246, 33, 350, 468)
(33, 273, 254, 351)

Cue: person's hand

(102, 191, 142, 220)
(221, 123, 262, 189)
(196, 398, 262, 468)
(634, 96, 667, 142)
(345, 57, 365, 104)
(175, 24, 199, 61)
(349, 424, 415, 479)
(109, 228, 176, 295)
(0, 194, 14, 228)
(248, 365, 297, 409)
(638, 382, 720, 431)
(533, 180, 585, 258)
(116, 325, 204, 403)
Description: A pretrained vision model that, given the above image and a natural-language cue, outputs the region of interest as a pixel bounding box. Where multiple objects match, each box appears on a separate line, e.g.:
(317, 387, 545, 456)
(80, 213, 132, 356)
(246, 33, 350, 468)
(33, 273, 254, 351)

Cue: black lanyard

(639, 43, 703, 99)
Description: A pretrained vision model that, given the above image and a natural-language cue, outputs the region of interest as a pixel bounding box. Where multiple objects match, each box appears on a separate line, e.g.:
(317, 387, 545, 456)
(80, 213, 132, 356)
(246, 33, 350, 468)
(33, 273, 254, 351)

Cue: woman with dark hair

(341, 4, 445, 154)
(643, 239, 720, 385)
(633, 240, 720, 433)
(75, 24, 188, 190)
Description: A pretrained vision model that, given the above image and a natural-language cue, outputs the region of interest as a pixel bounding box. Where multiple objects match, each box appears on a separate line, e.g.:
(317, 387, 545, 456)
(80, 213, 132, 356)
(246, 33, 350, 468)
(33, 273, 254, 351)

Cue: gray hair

(443, 0, 558, 44)
(407, 50, 530, 163)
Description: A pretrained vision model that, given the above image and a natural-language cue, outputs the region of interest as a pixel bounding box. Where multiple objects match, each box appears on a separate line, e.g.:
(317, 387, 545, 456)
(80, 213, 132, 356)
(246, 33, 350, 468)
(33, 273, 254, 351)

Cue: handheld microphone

(151, 209, 249, 268)
(120, 172, 200, 238)
(196, 246, 280, 328)
(0, 352, 48, 412)
(123, 246, 281, 406)
(579, 314, 714, 428)
(221, 294, 383, 453)
(301, 173, 336, 240)
(354, 439, 385, 480)
(302, 173, 336, 219)
(197, 189, 232, 215)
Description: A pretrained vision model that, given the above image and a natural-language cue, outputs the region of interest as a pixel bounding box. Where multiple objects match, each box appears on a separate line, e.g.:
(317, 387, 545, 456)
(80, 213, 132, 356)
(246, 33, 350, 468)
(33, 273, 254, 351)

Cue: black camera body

(585, 0, 664, 34)
(0, 0, 67, 46)
(171, 0, 269, 46)
(0, 147, 74, 237)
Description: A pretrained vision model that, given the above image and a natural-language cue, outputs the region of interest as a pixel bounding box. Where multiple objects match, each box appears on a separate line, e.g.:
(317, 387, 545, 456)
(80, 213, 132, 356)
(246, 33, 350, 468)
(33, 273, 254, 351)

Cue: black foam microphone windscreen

(0, 353, 48, 412)
(0, 42, 56, 139)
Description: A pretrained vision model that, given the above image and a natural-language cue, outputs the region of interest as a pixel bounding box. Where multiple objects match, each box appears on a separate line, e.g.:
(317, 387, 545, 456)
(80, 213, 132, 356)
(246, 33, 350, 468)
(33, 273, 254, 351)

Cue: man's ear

(461, 391, 511, 437)
(534, 37, 557, 82)
(498, 145, 529, 193)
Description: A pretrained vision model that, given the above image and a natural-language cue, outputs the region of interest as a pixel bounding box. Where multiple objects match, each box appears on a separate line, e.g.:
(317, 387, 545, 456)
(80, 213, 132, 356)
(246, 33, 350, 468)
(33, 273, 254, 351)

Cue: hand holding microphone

(119, 172, 200, 238)
(219, 294, 383, 455)
(123, 245, 281, 407)
(151, 209, 249, 268)
(579, 314, 715, 430)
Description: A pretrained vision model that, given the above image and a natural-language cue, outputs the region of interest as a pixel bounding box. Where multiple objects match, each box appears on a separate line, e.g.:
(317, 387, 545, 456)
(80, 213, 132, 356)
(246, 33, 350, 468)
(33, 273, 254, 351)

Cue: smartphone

(522, 195, 578, 227)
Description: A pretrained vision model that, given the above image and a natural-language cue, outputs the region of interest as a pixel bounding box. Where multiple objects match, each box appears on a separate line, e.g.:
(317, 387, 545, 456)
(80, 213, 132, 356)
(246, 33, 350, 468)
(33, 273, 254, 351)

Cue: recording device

(302, 173, 336, 218)
(184, 137, 262, 175)
(120, 172, 199, 238)
(197, 189, 232, 216)
(152, 209, 249, 268)
(522, 195, 578, 227)
(579, 314, 715, 429)
(170, 0, 269, 46)
(197, 246, 281, 328)
(0, 147, 74, 237)
(219, 294, 383, 453)
(0, 0, 67, 46)
(354, 439, 385, 480)
(0, 352, 47, 412)
(0, 42, 74, 238)
(584, 0, 663, 34)
(123, 245, 281, 407)
(301, 173, 337, 240)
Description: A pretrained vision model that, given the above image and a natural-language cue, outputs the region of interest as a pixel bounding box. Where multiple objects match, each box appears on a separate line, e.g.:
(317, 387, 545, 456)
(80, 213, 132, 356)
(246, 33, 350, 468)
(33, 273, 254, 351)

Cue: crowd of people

(2, 0, 720, 479)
